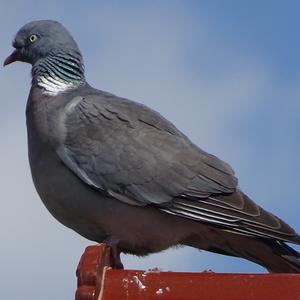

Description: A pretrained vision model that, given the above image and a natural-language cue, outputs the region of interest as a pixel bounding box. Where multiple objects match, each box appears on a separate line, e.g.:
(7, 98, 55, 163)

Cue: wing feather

(56, 92, 300, 245)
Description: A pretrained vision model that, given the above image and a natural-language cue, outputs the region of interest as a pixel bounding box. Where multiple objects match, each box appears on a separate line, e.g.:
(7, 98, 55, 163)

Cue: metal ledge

(76, 244, 300, 300)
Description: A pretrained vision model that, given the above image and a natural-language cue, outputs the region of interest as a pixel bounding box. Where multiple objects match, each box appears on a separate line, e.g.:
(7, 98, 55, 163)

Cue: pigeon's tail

(231, 237, 300, 273)
(259, 240, 300, 273)
(185, 226, 300, 273)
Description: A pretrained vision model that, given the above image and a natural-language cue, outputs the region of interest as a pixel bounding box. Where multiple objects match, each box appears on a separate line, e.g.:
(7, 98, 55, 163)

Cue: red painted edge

(75, 245, 300, 300)
(76, 244, 112, 300)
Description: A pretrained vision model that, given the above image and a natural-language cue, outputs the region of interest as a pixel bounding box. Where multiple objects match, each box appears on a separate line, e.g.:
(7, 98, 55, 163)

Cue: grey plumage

(4, 20, 300, 272)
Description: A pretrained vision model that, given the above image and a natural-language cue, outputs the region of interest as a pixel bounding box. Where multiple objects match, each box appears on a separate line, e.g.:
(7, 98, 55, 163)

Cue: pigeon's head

(4, 20, 82, 66)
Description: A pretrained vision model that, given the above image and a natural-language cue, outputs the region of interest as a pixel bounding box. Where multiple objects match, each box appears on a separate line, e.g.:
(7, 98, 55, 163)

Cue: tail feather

(185, 226, 300, 273)
(266, 240, 300, 273)
(233, 238, 300, 273)
(230, 236, 300, 273)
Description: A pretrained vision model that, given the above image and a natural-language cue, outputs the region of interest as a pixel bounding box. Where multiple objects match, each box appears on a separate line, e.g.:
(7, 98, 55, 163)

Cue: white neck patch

(37, 75, 77, 96)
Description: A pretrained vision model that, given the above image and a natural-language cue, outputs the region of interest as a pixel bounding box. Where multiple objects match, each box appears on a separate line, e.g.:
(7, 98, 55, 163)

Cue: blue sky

(1, 1, 300, 299)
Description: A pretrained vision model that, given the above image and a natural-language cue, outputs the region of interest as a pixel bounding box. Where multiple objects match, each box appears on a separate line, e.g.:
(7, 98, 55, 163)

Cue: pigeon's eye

(29, 34, 38, 43)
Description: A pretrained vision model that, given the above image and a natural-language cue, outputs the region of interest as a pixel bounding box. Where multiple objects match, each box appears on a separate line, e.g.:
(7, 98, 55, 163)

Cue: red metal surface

(76, 244, 300, 300)
(76, 245, 112, 300)
(100, 271, 300, 300)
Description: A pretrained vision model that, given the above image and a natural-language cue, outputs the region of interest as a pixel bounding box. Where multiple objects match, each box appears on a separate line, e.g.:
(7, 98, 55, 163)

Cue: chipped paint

(132, 275, 146, 290)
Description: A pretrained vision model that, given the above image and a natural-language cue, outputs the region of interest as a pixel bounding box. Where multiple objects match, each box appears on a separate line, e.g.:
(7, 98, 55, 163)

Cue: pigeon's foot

(103, 238, 124, 269)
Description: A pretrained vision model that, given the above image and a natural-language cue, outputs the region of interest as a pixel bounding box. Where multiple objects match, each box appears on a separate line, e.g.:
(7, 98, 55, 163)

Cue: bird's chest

(26, 94, 65, 146)
(25, 90, 71, 216)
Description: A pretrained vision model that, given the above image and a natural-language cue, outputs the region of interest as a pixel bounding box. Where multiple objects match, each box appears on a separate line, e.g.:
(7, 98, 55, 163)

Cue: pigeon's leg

(103, 238, 124, 269)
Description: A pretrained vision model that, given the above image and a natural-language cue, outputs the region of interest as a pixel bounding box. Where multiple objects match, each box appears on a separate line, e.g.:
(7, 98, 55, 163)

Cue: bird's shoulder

(63, 86, 183, 138)
(56, 85, 238, 205)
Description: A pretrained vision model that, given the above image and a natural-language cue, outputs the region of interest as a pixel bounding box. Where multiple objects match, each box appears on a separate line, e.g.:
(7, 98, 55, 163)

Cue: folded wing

(56, 91, 300, 245)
